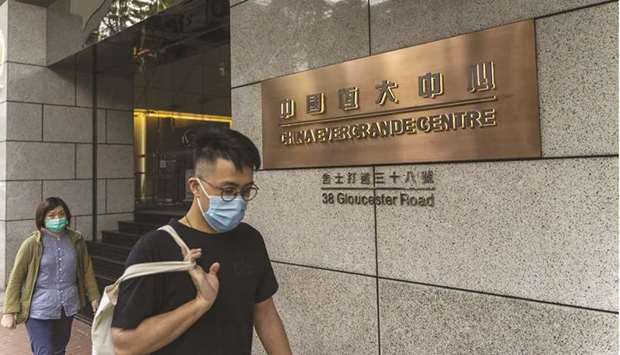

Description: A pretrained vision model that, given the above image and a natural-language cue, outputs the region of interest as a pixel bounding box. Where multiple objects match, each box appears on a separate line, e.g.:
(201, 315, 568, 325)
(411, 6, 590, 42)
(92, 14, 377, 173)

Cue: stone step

(91, 255, 124, 280)
(134, 209, 184, 225)
(87, 240, 131, 264)
(101, 230, 141, 248)
(96, 274, 116, 291)
(77, 274, 117, 324)
(118, 220, 161, 235)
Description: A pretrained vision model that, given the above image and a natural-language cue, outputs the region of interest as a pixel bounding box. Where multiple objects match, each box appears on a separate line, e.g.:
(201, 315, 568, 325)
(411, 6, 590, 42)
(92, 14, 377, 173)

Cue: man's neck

(182, 202, 219, 235)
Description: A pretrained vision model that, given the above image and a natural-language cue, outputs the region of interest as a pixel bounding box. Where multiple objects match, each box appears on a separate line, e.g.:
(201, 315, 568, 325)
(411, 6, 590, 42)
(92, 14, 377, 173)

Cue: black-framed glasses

(197, 176, 259, 202)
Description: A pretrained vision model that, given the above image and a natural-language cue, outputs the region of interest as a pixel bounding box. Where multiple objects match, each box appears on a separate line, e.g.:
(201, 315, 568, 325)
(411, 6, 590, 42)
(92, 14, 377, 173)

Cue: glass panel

(133, 110, 230, 210)
(89, 0, 184, 46)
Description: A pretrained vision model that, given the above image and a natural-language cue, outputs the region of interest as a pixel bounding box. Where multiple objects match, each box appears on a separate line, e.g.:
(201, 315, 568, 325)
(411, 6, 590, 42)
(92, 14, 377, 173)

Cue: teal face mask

(45, 217, 68, 233)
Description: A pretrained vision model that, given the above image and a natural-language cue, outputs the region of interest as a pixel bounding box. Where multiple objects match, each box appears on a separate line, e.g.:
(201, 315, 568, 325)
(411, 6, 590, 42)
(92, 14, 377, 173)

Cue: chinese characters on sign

(279, 98, 295, 120)
(468, 61, 496, 92)
(320, 170, 436, 207)
(338, 87, 360, 111)
(280, 63, 489, 123)
(419, 72, 444, 99)
(262, 20, 540, 169)
(278, 60, 497, 147)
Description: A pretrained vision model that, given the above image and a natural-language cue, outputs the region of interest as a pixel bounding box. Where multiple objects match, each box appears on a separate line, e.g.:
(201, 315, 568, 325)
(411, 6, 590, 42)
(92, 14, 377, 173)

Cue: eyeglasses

(196, 176, 259, 202)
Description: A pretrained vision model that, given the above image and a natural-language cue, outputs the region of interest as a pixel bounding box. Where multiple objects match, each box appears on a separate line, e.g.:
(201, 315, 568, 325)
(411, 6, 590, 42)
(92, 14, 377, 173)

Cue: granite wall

(0, 0, 134, 287)
(230, 0, 619, 354)
(0, 0, 616, 353)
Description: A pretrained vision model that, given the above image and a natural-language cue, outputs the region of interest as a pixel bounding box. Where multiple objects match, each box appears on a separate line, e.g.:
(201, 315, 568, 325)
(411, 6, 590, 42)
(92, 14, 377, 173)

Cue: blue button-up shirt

(29, 232, 80, 319)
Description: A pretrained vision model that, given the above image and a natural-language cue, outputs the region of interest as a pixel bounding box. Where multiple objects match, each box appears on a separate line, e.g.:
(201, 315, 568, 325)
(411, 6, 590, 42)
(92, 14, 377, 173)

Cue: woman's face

(45, 206, 66, 220)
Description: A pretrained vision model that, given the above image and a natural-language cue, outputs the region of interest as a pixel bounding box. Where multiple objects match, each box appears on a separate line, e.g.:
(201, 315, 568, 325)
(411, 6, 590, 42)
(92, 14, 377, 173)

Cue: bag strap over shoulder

(110, 225, 194, 286)
(157, 225, 190, 257)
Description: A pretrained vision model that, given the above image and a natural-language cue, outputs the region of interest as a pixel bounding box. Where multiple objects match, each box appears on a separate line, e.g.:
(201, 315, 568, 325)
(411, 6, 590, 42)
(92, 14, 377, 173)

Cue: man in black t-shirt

(111, 128, 292, 355)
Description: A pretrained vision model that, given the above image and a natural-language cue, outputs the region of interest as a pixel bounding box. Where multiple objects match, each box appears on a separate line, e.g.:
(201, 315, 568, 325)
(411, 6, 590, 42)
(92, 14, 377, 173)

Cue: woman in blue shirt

(1, 197, 100, 355)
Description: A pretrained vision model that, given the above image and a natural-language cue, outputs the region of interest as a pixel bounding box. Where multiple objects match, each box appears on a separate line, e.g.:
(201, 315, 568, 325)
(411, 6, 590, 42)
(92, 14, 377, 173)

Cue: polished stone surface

(379, 279, 618, 354)
(231, 83, 262, 156)
(376, 158, 618, 311)
(97, 179, 105, 214)
(231, 0, 369, 87)
(0, 182, 5, 221)
(75, 144, 92, 179)
(43, 180, 92, 216)
(0, 62, 6, 104)
(105, 179, 134, 213)
(0, 103, 5, 142)
(5, 102, 42, 141)
(7, 63, 75, 106)
(0, 3, 7, 104)
(76, 71, 93, 108)
(46, 0, 83, 66)
(5, 142, 74, 179)
(77, 73, 133, 110)
(0, 142, 5, 180)
(73, 215, 94, 240)
(78, 214, 133, 239)
(537, 2, 618, 157)
(252, 263, 379, 355)
(245, 167, 376, 275)
(96, 144, 134, 179)
(43, 105, 92, 143)
(106, 110, 133, 145)
(96, 74, 133, 110)
(0, 221, 5, 286)
(97, 109, 106, 143)
(5, 181, 41, 220)
(369, 0, 611, 54)
(0, 1, 6, 58)
(7, 1, 46, 65)
(96, 213, 133, 237)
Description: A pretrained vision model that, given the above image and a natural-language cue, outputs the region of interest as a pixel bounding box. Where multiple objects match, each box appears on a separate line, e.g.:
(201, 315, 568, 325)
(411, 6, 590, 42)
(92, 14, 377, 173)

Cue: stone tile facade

(0, 1, 135, 287)
(234, 1, 618, 353)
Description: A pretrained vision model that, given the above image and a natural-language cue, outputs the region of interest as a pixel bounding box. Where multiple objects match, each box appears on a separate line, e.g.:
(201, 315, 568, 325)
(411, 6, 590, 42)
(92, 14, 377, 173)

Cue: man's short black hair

(194, 126, 261, 172)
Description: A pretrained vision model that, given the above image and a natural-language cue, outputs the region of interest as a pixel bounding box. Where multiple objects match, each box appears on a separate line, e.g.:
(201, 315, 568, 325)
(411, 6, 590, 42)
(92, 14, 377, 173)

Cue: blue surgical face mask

(196, 179, 247, 233)
(45, 217, 68, 233)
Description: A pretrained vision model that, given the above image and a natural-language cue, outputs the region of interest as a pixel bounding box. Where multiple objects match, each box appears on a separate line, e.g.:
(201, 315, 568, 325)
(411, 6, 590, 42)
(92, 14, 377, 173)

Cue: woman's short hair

(35, 197, 71, 230)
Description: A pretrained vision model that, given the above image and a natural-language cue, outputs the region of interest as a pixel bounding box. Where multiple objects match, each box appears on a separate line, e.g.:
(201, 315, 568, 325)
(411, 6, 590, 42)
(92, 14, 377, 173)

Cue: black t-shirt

(111, 219, 278, 355)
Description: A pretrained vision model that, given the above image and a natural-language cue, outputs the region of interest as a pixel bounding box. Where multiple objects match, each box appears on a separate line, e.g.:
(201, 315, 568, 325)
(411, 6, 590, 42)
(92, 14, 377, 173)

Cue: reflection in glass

(89, 0, 180, 45)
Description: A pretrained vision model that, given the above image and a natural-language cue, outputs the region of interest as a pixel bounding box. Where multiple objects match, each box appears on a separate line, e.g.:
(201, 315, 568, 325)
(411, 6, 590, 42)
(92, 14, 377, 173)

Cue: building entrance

(48, 0, 230, 321)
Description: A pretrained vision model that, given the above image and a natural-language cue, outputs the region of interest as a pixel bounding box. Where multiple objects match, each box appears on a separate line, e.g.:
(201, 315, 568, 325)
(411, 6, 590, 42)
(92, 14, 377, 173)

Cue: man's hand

(111, 248, 222, 355)
(1, 314, 16, 329)
(184, 248, 220, 310)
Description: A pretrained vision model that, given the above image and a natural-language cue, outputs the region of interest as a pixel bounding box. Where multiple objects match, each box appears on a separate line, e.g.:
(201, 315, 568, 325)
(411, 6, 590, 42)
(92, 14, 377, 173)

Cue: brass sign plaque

(261, 20, 540, 169)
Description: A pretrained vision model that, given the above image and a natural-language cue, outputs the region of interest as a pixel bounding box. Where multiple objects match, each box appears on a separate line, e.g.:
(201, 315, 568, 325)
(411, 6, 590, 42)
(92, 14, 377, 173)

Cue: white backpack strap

(157, 225, 190, 257)
(116, 261, 194, 284)
(105, 225, 195, 302)
(92, 224, 199, 355)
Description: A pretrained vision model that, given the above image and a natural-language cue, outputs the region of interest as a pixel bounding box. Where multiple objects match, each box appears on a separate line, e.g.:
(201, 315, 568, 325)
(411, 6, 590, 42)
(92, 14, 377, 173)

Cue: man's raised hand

(183, 248, 220, 310)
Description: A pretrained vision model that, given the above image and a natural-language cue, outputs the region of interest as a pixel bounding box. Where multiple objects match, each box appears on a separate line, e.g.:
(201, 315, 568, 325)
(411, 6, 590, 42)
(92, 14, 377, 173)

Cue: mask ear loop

(193, 178, 213, 198)
(191, 178, 210, 215)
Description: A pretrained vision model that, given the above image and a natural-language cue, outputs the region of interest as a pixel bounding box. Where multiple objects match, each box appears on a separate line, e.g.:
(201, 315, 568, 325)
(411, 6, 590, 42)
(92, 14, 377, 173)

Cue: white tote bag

(91, 225, 195, 355)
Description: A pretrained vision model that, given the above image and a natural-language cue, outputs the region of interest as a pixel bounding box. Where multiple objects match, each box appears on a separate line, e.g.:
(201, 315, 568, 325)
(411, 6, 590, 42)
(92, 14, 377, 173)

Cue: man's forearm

(255, 298, 292, 355)
(257, 314, 291, 355)
(112, 298, 210, 355)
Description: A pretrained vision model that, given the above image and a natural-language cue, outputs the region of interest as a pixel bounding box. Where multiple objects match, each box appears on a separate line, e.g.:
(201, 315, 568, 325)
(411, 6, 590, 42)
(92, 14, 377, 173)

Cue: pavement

(0, 318, 92, 355)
